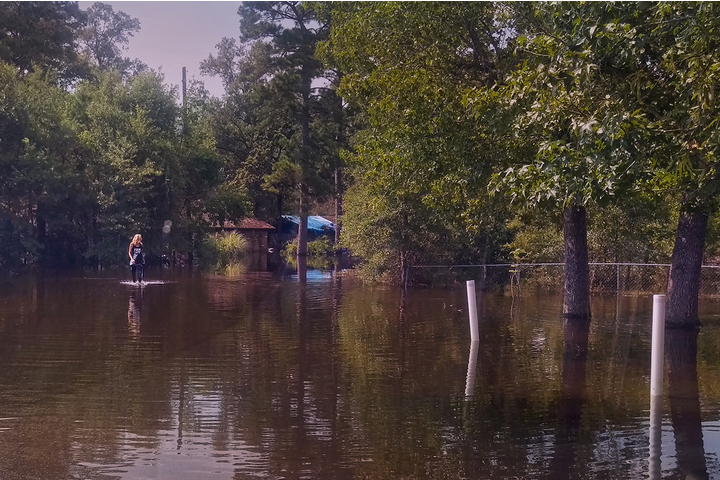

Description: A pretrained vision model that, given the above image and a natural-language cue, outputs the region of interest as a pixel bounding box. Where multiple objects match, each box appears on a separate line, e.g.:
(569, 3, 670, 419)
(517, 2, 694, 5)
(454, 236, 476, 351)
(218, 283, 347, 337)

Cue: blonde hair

(131, 234, 142, 246)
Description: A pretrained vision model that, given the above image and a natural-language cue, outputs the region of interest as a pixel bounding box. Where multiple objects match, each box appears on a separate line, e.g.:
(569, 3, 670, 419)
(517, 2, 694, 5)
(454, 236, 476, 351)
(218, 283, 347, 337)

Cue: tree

(515, 2, 720, 325)
(0, 63, 73, 266)
(68, 70, 224, 265)
(203, 2, 338, 270)
(487, 2, 651, 319)
(637, 3, 720, 326)
(325, 2, 515, 282)
(0, 1, 87, 84)
(79, 2, 146, 77)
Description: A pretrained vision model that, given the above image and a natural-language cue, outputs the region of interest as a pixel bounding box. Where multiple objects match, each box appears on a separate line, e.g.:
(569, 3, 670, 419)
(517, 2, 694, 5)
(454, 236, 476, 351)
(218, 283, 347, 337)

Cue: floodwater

(1, 270, 720, 479)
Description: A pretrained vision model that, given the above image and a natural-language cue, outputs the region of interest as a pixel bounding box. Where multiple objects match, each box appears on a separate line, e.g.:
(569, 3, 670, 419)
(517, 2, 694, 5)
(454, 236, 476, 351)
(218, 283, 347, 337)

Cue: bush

(199, 232, 249, 270)
(282, 236, 334, 262)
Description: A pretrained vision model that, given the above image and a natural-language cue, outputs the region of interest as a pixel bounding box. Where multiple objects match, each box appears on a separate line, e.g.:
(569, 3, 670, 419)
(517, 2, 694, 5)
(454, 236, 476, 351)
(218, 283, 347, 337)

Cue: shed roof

(214, 218, 275, 230)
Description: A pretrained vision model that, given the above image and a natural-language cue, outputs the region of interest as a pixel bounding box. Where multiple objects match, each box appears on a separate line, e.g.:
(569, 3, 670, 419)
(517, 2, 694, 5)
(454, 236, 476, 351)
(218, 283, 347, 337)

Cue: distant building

(211, 218, 276, 252)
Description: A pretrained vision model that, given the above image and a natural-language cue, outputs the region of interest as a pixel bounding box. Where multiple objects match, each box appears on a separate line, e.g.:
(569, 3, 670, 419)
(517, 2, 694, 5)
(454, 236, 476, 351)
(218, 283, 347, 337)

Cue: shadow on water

(548, 317, 591, 480)
(666, 327, 708, 480)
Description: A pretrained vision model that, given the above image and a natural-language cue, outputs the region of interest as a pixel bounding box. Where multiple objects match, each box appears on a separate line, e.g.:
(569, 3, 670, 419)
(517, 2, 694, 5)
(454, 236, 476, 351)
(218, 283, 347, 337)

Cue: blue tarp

(282, 215, 335, 235)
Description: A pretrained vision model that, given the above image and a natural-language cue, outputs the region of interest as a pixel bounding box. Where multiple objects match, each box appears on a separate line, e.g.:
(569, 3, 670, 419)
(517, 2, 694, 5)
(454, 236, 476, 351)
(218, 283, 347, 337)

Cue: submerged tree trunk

(666, 210, 708, 328)
(297, 186, 308, 258)
(563, 205, 591, 320)
(297, 185, 308, 283)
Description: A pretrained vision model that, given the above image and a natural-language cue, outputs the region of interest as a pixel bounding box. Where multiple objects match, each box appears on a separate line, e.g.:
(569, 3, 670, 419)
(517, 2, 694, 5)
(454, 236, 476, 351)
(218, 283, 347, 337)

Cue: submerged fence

(409, 263, 720, 297)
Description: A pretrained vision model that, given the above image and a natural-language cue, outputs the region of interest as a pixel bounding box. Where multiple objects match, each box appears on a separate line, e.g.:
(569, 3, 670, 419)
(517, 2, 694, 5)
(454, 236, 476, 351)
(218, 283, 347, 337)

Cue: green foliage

(79, 2, 142, 73)
(198, 232, 250, 272)
(325, 2, 515, 282)
(484, 2, 651, 211)
(506, 198, 676, 265)
(3, 0, 720, 281)
(202, 1, 345, 227)
(505, 217, 564, 264)
(0, 1, 88, 84)
(282, 236, 333, 260)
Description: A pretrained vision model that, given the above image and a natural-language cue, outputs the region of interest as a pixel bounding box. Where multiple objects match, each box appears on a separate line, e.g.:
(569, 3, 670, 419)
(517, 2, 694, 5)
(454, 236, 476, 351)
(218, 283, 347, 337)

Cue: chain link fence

(409, 263, 720, 297)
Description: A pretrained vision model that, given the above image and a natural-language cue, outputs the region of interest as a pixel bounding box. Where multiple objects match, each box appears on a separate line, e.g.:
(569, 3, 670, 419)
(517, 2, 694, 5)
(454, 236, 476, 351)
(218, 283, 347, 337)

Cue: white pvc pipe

(648, 394, 662, 479)
(466, 280, 479, 342)
(465, 341, 479, 398)
(650, 294, 666, 397)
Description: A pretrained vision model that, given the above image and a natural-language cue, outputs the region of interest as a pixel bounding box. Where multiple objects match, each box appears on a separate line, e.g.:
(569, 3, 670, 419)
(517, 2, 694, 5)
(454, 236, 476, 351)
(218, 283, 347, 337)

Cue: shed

(212, 218, 276, 252)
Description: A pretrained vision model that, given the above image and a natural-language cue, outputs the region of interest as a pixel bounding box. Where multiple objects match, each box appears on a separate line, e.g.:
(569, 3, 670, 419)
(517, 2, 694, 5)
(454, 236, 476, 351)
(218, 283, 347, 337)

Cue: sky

(78, 2, 243, 98)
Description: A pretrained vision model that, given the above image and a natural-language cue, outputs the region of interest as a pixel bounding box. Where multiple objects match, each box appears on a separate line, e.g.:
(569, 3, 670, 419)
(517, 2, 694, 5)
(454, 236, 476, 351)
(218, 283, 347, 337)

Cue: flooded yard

(1, 271, 720, 479)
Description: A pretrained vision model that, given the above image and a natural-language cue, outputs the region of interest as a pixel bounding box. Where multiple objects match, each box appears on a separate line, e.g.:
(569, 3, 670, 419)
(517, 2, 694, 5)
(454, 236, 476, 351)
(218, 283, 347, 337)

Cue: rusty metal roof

(214, 218, 276, 230)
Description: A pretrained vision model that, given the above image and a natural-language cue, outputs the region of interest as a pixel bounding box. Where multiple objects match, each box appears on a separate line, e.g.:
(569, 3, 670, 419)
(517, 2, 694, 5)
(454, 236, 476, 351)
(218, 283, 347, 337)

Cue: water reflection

(666, 327, 708, 480)
(649, 395, 662, 480)
(465, 341, 479, 398)
(2, 278, 720, 479)
(127, 287, 143, 337)
(549, 318, 591, 479)
(297, 253, 307, 283)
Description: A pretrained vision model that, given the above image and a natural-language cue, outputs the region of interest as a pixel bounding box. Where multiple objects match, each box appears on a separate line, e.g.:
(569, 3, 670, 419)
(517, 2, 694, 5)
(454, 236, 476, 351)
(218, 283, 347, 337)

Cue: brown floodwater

(1, 269, 720, 479)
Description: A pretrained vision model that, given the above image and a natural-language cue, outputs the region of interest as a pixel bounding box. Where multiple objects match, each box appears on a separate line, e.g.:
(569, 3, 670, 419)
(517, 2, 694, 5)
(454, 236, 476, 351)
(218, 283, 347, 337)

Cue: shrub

(199, 232, 249, 270)
(282, 236, 334, 262)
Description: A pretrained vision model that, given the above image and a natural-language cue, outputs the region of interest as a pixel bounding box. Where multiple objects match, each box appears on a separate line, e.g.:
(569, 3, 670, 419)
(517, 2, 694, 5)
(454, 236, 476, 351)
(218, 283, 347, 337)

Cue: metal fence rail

(408, 263, 720, 296)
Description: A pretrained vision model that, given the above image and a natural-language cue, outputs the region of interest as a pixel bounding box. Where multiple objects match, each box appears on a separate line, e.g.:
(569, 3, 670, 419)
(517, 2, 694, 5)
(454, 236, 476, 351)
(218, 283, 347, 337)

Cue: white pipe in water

(648, 294, 665, 479)
(466, 280, 479, 342)
(650, 294, 666, 397)
(648, 394, 662, 479)
(465, 341, 479, 398)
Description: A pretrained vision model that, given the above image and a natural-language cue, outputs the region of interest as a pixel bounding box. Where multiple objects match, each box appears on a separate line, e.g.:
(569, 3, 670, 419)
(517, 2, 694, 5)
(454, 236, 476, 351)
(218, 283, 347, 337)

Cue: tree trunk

(666, 210, 708, 328)
(563, 205, 591, 320)
(335, 167, 342, 245)
(297, 186, 308, 257)
(297, 185, 308, 284)
(296, 69, 311, 280)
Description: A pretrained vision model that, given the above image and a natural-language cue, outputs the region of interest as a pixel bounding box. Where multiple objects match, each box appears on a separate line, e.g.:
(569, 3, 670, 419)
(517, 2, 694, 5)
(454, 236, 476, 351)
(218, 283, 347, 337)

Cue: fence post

(616, 263, 621, 294)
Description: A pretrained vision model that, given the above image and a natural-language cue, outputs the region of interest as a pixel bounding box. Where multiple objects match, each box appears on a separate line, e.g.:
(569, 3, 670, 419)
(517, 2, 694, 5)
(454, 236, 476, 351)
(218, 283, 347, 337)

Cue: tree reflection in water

(548, 317, 591, 480)
(666, 326, 708, 480)
(2, 277, 720, 479)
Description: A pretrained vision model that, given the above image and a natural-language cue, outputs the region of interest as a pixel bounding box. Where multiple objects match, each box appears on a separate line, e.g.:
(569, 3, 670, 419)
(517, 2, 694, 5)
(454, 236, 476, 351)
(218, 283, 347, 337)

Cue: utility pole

(182, 66, 187, 108)
(181, 67, 187, 135)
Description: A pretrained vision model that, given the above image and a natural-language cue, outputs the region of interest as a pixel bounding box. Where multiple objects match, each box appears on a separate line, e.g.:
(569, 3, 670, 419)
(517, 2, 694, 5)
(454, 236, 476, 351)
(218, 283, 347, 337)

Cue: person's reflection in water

(127, 288, 143, 337)
(666, 326, 708, 480)
(548, 317, 591, 480)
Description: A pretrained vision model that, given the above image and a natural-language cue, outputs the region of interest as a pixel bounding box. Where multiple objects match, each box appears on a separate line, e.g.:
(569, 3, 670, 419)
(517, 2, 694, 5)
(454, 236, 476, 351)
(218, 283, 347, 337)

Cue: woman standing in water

(128, 234, 145, 283)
